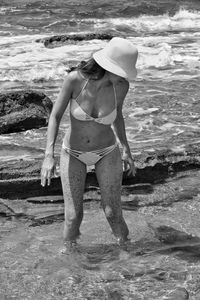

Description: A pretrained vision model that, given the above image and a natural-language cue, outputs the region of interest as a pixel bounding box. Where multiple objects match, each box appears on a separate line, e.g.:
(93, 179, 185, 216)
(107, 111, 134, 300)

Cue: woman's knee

(65, 208, 83, 225)
(104, 205, 122, 222)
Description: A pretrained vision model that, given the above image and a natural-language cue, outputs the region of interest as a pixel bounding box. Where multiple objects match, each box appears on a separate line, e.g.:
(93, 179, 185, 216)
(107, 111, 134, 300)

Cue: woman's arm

(44, 74, 74, 156)
(113, 81, 136, 176)
(41, 73, 75, 186)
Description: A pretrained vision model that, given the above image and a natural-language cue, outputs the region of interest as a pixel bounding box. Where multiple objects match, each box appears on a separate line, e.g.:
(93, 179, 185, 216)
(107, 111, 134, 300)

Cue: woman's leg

(95, 145, 129, 243)
(60, 148, 87, 242)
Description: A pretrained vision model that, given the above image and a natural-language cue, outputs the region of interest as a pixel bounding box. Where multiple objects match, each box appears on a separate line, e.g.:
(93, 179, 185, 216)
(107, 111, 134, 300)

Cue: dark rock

(0, 145, 200, 199)
(121, 184, 153, 195)
(123, 146, 200, 185)
(36, 33, 114, 48)
(0, 177, 62, 199)
(121, 197, 140, 210)
(146, 223, 200, 258)
(148, 224, 200, 245)
(0, 90, 53, 134)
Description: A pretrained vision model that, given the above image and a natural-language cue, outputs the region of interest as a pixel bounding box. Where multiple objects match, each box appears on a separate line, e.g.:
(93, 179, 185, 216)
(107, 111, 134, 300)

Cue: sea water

(0, 0, 200, 160)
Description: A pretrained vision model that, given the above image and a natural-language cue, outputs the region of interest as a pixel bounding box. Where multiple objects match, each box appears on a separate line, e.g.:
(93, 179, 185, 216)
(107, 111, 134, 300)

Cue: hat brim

(93, 50, 137, 82)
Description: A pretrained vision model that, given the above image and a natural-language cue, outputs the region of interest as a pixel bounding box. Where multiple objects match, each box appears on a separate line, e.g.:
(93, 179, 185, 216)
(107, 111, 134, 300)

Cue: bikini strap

(74, 77, 90, 101)
(113, 84, 117, 107)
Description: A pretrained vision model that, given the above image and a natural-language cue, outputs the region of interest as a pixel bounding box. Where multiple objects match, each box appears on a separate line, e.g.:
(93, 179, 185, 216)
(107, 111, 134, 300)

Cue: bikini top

(70, 78, 117, 125)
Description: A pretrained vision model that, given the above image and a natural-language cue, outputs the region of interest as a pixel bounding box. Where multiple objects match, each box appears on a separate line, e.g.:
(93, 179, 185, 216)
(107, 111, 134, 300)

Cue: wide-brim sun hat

(93, 37, 138, 81)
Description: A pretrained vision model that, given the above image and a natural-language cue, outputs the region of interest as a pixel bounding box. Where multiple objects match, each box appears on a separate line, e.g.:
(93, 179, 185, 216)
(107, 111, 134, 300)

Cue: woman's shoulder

(62, 70, 85, 89)
(65, 70, 80, 82)
(116, 79, 129, 98)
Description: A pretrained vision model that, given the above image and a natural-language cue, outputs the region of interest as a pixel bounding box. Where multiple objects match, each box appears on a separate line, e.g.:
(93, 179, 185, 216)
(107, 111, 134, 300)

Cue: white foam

(0, 7, 23, 14)
(129, 107, 160, 117)
(132, 138, 163, 144)
(159, 123, 177, 131)
(170, 145, 186, 153)
(0, 8, 200, 83)
(0, 37, 104, 82)
(98, 8, 200, 34)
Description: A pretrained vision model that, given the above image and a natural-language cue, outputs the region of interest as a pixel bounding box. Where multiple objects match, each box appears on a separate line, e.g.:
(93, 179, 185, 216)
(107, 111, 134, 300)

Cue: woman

(41, 37, 138, 246)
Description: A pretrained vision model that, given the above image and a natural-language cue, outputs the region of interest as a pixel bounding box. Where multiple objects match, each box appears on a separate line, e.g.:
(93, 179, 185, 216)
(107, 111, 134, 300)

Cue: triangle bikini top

(70, 78, 117, 125)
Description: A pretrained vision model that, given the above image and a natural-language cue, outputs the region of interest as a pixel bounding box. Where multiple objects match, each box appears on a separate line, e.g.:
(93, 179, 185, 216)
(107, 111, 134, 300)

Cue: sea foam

(0, 9, 199, 83)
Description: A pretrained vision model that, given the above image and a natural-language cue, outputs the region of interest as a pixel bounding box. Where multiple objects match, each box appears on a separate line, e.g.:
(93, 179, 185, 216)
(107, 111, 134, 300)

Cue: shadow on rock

(147, 224, 200, 260)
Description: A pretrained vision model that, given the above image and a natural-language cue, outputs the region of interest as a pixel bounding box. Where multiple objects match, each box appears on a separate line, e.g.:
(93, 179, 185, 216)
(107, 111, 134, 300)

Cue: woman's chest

(77, 85, 116, 118)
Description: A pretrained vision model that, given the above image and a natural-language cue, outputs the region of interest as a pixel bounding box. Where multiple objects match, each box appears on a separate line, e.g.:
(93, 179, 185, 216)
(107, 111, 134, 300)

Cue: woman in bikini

(41, 37, 138, 246)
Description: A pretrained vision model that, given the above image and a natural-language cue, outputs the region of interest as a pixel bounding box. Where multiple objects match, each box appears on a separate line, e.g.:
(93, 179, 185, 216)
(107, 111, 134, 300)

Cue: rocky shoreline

(1, 89, 200, 205)
(1, 143, 200, 199)
(0, 90, 52, 134)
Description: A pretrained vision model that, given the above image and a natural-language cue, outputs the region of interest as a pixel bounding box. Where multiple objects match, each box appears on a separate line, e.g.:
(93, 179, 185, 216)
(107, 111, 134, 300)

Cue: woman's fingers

(47, 170, 51, 186)
(127, 165, 133, 176)
(129, 164, 136, 176)
(125, 159, 137, 176)
(41, 157, 55, 187)
(41, 168, 52, 187)
(41, 169, 47, 187)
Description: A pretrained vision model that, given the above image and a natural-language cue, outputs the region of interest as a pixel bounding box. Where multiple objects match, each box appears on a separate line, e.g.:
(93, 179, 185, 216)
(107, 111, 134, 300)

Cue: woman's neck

(90, 72, 111, 90)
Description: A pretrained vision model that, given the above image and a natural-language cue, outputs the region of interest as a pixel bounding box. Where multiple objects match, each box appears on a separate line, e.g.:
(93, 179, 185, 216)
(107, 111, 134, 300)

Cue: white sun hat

(93, 37, 138, 81)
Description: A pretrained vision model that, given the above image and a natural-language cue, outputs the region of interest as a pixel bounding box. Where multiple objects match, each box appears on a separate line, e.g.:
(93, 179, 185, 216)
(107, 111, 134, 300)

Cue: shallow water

(1, 170, 200, 299)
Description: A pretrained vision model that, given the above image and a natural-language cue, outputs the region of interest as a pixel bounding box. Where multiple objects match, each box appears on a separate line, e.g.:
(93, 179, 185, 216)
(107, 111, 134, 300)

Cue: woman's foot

(117, 235, 131, 246)
(60, 240, 78, 254)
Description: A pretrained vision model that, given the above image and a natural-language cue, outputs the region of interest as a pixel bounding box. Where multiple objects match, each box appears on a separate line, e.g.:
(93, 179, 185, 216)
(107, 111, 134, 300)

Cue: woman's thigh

(95, 145, 123, 212)
(60, 149, 87, 212)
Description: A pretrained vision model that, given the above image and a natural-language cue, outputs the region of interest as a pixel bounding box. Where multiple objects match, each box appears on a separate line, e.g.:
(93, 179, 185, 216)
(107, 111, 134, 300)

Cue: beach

(1, 0, 200, 299)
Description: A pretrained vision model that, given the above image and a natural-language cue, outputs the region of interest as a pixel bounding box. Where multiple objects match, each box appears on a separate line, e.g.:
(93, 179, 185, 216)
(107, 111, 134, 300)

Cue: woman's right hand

(41, 155, 56, 187)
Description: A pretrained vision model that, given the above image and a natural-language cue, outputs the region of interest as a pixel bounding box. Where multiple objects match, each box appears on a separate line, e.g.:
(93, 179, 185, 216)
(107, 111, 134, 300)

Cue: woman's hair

(67, 58, 105, 80)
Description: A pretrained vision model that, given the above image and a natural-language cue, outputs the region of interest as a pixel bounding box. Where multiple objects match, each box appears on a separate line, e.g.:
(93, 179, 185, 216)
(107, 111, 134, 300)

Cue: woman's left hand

(122, 152, 137, 176)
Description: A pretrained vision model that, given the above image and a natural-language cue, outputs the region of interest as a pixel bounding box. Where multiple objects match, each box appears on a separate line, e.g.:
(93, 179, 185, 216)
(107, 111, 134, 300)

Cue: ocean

(0, 0, 200, 161)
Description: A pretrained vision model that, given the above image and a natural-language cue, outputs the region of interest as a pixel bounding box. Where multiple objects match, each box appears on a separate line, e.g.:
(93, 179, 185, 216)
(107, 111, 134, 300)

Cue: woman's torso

(63, 71, 120, 151)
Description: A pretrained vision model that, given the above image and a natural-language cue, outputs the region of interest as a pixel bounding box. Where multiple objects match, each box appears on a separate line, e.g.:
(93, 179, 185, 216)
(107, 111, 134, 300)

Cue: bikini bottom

(62, 141, 118, 166)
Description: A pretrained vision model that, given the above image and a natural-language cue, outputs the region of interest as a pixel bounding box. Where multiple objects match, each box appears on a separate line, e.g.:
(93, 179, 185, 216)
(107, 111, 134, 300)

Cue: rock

(169, 271, 188, 281)
(0, 199, 14, 217)
(146, 223, 200, 257)
(164, 287, 189, 300)
(0, 145, 200, 199)
(0, 90, 53, 134)
(36, 32, 114, 48)
(148, 224, 200, 245)
(0, 158, 42, 180)
(0, 177, 62, 199)
(26, 195, 64, 203)
(121, 184, 153, 195)
(0, 198, 64, 225)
